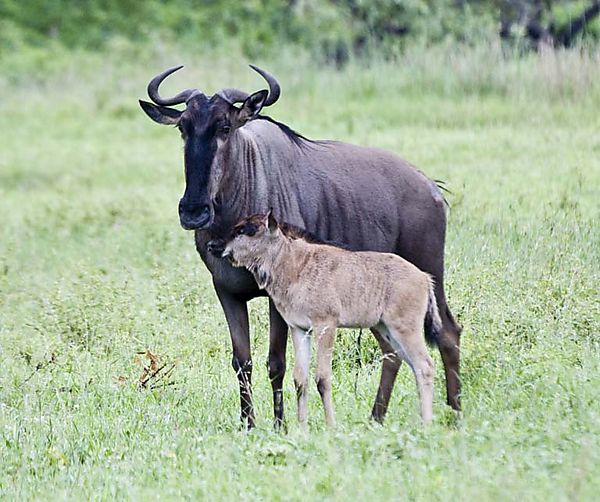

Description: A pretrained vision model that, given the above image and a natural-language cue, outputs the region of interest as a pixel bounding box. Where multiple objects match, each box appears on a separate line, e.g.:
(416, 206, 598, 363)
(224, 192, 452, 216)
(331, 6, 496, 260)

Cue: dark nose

(178, 200, 211, 230)
(207, 239, 225, 257)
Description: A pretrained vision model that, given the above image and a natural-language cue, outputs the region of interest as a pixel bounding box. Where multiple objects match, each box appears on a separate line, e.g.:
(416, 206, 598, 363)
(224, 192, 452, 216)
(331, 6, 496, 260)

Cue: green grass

(1, 44, 599, 500)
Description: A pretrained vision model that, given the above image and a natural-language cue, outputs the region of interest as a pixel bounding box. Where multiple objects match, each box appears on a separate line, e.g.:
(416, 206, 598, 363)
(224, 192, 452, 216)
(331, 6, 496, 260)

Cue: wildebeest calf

(220, 212, 442, 426)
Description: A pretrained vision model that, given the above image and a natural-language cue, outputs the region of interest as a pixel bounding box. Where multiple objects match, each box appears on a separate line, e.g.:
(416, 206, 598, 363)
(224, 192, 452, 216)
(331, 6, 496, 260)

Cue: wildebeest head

(139, 65, 281, 230)
(221, 212, 280, 267)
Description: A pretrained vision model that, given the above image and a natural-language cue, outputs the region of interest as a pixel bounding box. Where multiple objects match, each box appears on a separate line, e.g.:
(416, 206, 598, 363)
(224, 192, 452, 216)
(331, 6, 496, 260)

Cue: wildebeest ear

(139, 100, 182, 125)
(266, 209, 278, 235)
(238, 90, 268, 122)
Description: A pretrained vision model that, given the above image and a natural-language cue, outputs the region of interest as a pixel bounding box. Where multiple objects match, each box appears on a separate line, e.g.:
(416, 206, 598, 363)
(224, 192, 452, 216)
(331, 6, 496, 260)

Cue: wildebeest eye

(237, 226, 245, 235)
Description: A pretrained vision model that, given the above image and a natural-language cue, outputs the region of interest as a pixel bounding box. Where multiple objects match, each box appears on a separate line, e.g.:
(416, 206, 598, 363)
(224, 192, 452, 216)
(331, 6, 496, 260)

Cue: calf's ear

(237, 89, 268, 123)
(139, 100, 181, 125)
(266, 209, 278, 235)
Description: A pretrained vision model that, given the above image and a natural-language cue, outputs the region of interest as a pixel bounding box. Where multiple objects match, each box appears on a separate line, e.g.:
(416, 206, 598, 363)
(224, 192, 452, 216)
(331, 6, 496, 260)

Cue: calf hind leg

(385, 321, 435, 423)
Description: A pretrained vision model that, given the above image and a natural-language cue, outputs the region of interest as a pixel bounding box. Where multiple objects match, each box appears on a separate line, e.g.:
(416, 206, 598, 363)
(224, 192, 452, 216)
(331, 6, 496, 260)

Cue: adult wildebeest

(221, 212, 440, 427)
(139, 65, 462, 428)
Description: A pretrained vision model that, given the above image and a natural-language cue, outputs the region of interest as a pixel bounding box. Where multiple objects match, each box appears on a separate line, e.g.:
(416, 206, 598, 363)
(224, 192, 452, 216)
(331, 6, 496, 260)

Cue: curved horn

(217, 88, 250, 105)
(147, 65, 199, 106)
(249, 64, 281, 106)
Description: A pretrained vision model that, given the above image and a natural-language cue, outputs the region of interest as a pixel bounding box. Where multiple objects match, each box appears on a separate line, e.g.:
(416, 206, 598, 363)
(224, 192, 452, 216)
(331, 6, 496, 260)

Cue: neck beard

(244, 239, 285, 290)
(247, 261, 272, 290)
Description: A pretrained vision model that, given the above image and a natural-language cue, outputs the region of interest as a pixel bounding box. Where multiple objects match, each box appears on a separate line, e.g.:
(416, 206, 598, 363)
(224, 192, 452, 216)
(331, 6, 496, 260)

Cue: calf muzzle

(207, 238, 226, 256)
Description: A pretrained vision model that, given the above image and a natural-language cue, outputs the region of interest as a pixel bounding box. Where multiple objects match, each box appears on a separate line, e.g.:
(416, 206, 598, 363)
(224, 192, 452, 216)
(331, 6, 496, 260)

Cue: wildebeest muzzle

(178, 199, 211, 230)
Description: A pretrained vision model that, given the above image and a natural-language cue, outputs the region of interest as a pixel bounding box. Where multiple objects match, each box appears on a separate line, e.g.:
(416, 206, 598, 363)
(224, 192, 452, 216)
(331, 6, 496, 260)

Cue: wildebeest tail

(424, 278, 443, 346)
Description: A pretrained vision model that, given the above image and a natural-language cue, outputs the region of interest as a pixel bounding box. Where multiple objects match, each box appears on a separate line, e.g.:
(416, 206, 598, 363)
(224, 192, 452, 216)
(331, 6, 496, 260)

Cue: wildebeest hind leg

(401, 229, 462, 412)
(370, 325, 402, 423)
(433, 282, 462, 411)
(437, 298, 461, 411)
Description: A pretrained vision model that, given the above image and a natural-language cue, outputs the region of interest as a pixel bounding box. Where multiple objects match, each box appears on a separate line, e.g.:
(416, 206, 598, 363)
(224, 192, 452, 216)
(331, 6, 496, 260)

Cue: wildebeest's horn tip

(161, 65, 184, 75)
(248, 64, 280, 106)
(248, 63, 267, 76)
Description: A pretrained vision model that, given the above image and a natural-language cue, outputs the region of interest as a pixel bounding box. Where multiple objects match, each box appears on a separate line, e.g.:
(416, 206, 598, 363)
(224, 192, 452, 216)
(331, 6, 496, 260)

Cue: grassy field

(1, 45, 599, 500)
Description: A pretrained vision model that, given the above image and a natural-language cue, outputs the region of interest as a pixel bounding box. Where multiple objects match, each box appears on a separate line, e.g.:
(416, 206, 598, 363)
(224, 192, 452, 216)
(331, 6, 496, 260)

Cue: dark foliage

(1, 0, 598, 60)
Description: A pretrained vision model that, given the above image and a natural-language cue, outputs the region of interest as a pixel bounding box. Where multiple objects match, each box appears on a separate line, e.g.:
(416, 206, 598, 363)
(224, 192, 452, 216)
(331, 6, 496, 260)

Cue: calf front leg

(314, 322, 337, 427)
(291, 327, 311, 426)
(214, 284, 255, 429)
(268, 299, 288, 430)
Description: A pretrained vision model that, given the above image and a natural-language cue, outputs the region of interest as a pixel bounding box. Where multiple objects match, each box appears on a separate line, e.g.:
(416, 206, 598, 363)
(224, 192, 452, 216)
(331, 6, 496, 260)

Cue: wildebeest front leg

(268, 299, 288, 429)
(214, 284, 255, 429)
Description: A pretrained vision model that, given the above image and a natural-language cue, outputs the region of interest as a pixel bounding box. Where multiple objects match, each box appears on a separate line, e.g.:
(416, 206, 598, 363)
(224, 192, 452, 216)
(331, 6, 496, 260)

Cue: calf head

(221, 212, 280, 267)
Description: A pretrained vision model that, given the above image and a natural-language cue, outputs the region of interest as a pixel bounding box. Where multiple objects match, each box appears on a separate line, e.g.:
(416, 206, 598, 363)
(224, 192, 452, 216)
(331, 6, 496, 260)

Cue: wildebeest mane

(280, 222, 352, 250)
(256, 115, 318, 149)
